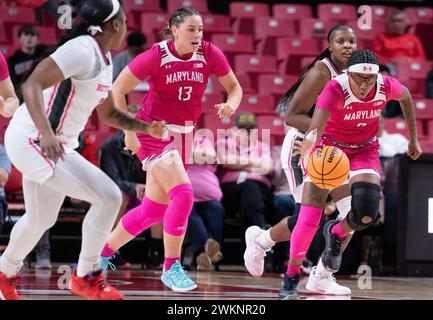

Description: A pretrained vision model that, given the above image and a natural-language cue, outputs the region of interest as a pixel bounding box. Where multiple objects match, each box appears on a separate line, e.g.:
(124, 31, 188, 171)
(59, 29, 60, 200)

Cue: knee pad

(287, 203, 301, 232)
(122, 197, 168, 236)
(163, 183, 194, 236)
(347, 182, 381, 231)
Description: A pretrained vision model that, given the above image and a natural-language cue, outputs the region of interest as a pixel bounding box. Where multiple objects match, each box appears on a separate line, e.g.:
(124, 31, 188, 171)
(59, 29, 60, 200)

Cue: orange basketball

(307, 146, 350, 190)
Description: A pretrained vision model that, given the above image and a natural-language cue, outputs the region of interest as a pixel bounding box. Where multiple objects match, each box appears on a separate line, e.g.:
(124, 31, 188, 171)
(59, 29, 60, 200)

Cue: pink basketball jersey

(128, 40, 231, 127)
(316, 74, 403, 145)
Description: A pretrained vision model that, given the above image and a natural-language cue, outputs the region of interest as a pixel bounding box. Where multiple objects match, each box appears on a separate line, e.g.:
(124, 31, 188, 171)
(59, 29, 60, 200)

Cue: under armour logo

(363, 66, 372, 71)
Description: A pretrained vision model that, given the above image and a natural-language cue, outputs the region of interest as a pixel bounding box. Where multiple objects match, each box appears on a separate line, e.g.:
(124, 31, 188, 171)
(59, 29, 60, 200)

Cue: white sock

(256, 229, 275, 251)
(0, 254, 23, 278)
(315, 257, 333, 277)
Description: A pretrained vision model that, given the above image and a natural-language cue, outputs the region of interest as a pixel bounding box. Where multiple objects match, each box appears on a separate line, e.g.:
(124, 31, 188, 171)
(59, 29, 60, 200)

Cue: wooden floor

(13, 265, 433, 300)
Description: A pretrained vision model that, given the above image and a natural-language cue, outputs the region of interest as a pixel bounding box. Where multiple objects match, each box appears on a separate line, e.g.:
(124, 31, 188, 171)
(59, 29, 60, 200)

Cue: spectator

(113, 32, 147, 81)
(380, 64, 403, 118)
(99, 104, 163, 270)
(186, 135, 225, 271)
(217, 112, 274, 239)
(7, 25, 48, 88)
(373, 9, 426, 63)
(0, 145, 12, 238)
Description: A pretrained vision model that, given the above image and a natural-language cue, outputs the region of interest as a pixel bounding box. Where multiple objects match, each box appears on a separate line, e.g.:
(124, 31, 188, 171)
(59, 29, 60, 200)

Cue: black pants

(221, 180, 273, 237)
(0, 197, 7, 236)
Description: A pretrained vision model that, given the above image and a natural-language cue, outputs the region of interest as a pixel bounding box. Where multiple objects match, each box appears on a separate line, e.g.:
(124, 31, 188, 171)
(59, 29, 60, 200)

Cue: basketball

(307, 146, 350, 189)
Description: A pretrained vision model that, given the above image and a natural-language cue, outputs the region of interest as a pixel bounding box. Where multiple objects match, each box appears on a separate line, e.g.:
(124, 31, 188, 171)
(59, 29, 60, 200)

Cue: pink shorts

(136, 130, 193, 171)
(316, 138, 381, 175)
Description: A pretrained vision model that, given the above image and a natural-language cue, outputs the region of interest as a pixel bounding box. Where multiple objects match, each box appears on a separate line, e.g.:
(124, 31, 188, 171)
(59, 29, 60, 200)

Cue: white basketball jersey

(320, 57, 340, 79)
(10, 35, 113, 149)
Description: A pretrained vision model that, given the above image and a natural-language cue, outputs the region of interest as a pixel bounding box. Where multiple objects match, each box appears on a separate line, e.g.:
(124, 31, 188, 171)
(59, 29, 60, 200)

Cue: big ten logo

(357, 5, 372, 31)
(57, 264, 72, 290)
(357, 264, 372, 290)
(58, 5, 73, 30)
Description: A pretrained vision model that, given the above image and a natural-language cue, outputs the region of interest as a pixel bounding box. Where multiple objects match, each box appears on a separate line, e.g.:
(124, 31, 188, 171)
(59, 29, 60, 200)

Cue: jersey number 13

(178, 86, 193, 101)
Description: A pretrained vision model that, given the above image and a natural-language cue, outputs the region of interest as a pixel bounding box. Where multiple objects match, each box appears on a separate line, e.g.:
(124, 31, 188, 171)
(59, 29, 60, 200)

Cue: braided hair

(347, 50, 379, 68)
(276, 24, 354, 115)
(162, 8, 201, 37)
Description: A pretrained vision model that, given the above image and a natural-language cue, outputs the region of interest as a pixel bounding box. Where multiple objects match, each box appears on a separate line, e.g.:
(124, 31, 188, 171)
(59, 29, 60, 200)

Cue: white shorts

(281, 128, 307, 203)
(5, 123, 71, 184)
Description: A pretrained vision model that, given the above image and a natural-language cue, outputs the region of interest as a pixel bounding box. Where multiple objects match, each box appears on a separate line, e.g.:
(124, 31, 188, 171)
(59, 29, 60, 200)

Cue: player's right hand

(40, 132, 65, 162)
(124, 131, 141, 155)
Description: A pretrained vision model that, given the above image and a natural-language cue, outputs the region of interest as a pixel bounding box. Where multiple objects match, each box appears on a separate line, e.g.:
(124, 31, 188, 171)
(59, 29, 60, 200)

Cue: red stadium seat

(0, 6, 36, 25)
(234, 54, 277, 90)
(4, 166, 23, 202)
(257, 74, 297, 96)
(200, 113, 232, 136)
(272, 4, 312, 20)
(384, 118, 425, 139)
(256, 114, 286, 146)
(395, 61, 433, 96)
(201, 93, 224, 113)
(12, 26, 58, 47)
(276, 37, 321, 75)
(317, 4, 357, 23)
(139, 13, 168, 41)
(230, 2, 270, 36)
(346, 20, 387, 41)
(211, 34, 254, 66)
(229, 2, 270, 18)
(299, 19, 335, 40)
(368, 5, 398, 21)
(254, 17, 297, 55)
(122, 0, 162, 13)
(404, 7, 433, 25)
(0, 44, 19, 59)
(237, 94, 276, 114)
(236, 74, 256, 94)
(413, 23, 433, 61)
(420, 140, 433, 153)
(414, 99, 433, 120)
(167, 0, 208, 14)
(202, 14, 232, 41)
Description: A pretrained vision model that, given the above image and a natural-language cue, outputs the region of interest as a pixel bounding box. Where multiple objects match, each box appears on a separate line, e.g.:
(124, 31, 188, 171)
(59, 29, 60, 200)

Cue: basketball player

(0, 0, 166, 300)
(98, 8, 242, 292)
(244, 25, 356, 295)
(279, 49, 422, 299)
(0, 51, 19, 117)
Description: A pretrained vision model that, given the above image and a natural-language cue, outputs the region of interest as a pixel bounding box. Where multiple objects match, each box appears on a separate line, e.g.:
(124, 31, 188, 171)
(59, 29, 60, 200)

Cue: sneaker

(69, 268, 124, 300)
(98, 256, 116, 275)
(0, 271, 20, 300)
(244, 226, 268, 277)
(161, 261, 197, 292)
(306, 266, 351, 295)
(278, 274, 300, 300)
(196, 252, 212, 271)
(205, 239, 223, 264)
(321, 220, 345, 272)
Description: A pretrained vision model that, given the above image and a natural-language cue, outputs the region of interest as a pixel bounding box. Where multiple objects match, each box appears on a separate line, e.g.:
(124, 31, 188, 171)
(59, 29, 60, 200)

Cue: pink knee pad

(289, 205, 322, 261)
(163, 183, 194, 236)
(121, 197, 168, 236)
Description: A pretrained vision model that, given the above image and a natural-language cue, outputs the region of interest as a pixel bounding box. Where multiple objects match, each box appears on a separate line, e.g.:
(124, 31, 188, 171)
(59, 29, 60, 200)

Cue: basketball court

(14, 265, 433, 300)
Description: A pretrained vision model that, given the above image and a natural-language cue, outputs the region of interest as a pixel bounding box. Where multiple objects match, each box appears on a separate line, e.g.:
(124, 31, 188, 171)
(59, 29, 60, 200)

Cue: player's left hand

(215, 103, 235, 119)
(407, 138, 422, 160)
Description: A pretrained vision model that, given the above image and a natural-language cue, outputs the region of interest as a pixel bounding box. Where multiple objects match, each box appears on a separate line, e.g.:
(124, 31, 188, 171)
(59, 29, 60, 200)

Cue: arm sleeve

(208, 43, 231, 77)
(50, 39, 94, 79)
(384, 75, 404, 101)
(316, 80, 344, 112)
(127, 44, 160, 81)
(0, 52, 9, 81)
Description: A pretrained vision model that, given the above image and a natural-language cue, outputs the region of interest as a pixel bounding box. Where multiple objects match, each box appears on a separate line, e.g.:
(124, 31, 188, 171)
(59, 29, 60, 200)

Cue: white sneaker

(244, 226, 268, 277)
(306, 267, 351, 295)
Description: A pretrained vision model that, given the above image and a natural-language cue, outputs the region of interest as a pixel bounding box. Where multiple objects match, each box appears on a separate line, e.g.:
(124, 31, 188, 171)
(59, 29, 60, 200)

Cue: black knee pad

(287, 203, 300, 232)
(347, 182, 381, 231)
